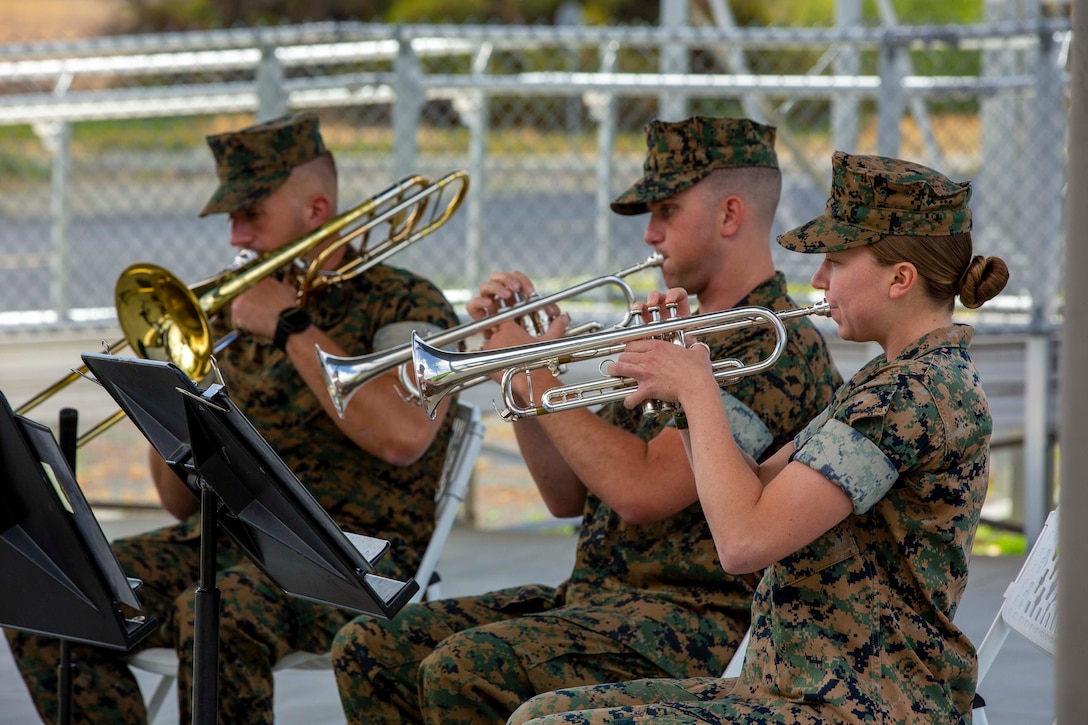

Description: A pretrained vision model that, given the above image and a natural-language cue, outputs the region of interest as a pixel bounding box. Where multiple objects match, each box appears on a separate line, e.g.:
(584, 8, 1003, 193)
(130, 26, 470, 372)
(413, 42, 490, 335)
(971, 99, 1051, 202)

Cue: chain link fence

(0, 8, 1072, 333)
(0, 2, 1071, 533)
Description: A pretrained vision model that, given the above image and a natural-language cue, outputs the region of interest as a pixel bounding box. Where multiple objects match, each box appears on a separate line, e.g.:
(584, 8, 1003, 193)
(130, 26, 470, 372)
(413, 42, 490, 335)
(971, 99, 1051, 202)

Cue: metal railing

(0, 11, 1072, 539)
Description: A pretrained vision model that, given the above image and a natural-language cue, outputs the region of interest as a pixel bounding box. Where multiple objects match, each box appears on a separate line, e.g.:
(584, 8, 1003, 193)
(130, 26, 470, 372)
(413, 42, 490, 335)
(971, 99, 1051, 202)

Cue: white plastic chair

(125, 401, 486, 722)
(721, 626, 750, 678)
(971, 506, 1059, 725)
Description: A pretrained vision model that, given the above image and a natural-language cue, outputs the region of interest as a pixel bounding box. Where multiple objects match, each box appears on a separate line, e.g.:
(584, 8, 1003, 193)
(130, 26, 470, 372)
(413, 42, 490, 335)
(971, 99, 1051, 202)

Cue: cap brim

(610, 173, 702, 216)
(198, 177, 283, 217)
(777, 213, 884, 254)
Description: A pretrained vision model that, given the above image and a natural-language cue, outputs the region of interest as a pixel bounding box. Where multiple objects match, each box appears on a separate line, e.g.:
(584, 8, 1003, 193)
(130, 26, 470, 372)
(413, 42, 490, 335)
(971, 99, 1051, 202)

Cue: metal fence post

(591, 41, 619, 277)
(876, 32, 905, 157)
(658, 0, 688, 121)
(393, 29, 422, 180)
(40, 70, 75, 322)
(833, 0, 862, 152)
(48, 119, 72, 322)
(256, 45, 287, 121)
(460, 42, 493, 289)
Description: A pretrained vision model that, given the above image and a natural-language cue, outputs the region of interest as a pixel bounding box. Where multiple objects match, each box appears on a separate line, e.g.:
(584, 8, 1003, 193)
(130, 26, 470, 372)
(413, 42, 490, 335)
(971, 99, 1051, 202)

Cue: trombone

(316, 253, 664, 417)
(412, 300, 831, 421)
(16, 170, 469, 447)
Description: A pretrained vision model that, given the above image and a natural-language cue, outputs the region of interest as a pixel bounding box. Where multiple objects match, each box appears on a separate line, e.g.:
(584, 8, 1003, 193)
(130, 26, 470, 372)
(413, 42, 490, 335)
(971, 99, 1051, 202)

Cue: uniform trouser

(5, 528, 351, 725)
(509, 677, 739, 724)
(332, 585, 676, 725)
(508, 676, 972, 725)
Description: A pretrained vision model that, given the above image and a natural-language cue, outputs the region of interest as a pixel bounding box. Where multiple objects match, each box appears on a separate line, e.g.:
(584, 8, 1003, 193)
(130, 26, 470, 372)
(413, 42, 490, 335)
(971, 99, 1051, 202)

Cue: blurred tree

(113, 0, 389, 31)
(112, 0, 983, 32)
(728, 0, 982, 27)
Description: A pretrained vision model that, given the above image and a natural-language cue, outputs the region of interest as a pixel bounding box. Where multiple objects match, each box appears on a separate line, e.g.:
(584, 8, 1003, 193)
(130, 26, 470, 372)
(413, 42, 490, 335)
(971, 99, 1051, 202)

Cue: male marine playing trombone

(5, 112, 460, 724)
(331, 116, 845, 724)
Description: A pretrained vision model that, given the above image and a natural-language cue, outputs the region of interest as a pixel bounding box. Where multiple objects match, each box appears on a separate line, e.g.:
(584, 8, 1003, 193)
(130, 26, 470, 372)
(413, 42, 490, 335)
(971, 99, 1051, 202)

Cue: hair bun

(959, 255, 1010, 309)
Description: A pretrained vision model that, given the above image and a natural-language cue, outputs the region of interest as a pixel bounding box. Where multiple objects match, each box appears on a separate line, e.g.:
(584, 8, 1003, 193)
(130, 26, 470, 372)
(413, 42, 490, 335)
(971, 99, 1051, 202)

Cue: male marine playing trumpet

(331, 116, 844, 724)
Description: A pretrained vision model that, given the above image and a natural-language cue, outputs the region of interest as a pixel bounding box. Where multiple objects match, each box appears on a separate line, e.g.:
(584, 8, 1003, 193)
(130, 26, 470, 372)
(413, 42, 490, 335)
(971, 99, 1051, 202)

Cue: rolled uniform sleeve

(793, 417, 898, 514)
(790, 380, 937, 515)
(667, 390, 774, 460)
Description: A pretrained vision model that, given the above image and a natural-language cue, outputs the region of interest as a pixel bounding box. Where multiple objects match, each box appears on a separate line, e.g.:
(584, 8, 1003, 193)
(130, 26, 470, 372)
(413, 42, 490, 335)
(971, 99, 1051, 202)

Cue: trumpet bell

(114, 263, 213, 379)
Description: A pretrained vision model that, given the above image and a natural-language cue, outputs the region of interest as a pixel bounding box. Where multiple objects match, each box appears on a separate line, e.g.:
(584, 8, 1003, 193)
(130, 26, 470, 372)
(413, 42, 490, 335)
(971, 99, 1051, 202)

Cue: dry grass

(1, 0, 127, 43)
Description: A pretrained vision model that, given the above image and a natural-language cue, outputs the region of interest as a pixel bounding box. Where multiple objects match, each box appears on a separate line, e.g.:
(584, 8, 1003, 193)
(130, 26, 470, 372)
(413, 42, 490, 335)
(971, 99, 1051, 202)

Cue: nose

(643, 216, 663, 247)
(810, 259, 829, 290)
(229, 217, 252, 247)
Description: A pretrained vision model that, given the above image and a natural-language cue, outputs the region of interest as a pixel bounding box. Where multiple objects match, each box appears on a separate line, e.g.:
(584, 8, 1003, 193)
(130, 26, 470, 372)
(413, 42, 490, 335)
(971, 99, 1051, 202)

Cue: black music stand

(81, 353, 419, 724)
(0, 392, 158, 724)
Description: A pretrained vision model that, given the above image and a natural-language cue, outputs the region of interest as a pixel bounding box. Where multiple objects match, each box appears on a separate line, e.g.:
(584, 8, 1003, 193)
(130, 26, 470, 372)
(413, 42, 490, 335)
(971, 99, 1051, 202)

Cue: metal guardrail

(0, 15, 1070, 540)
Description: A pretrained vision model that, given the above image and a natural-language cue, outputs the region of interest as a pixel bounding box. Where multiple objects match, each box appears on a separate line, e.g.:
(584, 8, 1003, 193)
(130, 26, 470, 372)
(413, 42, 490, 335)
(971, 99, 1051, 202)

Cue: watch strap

(273, 307, 312, 351)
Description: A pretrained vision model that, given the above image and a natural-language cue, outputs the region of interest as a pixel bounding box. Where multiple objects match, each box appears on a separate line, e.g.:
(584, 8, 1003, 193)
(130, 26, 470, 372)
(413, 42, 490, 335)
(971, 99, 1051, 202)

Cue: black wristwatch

(273, 306, 312, 351)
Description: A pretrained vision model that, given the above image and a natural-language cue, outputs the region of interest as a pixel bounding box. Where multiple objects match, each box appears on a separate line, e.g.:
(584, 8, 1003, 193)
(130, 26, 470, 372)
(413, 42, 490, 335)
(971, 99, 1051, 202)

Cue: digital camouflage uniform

(5, 113, 460, 725)
(510, 153, 992, 725)
(332, 117, 843, 725)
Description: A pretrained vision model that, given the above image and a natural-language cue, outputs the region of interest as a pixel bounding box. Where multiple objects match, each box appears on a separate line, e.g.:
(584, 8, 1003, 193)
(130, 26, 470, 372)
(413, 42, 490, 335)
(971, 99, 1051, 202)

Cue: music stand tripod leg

(191, 480, 221, 724)
(56, 408, 78, 725)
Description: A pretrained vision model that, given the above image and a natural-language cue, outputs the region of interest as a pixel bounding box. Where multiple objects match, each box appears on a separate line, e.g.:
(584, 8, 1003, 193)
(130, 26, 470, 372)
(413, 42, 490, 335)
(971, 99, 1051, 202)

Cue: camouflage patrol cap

(778, 151, 972, 253)
(199, 112, 329, 217)
(610, 116, 778, 216)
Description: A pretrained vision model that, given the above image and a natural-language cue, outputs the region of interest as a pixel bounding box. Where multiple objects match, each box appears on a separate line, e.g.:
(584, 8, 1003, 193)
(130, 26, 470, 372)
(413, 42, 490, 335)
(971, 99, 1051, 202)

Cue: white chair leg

(144, 675, 174, 722)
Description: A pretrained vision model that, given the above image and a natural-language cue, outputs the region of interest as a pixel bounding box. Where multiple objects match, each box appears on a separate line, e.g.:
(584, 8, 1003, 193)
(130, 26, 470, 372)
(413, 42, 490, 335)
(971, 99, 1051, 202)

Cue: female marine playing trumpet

(510, 151, 1010, 725)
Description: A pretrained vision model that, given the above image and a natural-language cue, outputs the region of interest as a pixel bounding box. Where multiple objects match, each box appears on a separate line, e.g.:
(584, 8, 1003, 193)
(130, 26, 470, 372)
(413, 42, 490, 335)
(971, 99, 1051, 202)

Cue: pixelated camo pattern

(737, 324, 991, 723)
(327, 272, 843, 725)
(556, 272, 843, 676)
(611, 116, 778, 215)
(5, 257, 460, 724)
(212, 254, 461, 571)
(778, 151, 973, 254)
(792, 417, 899, 515)
(513, 324, 990, 725)
(201, 112, 329, 217)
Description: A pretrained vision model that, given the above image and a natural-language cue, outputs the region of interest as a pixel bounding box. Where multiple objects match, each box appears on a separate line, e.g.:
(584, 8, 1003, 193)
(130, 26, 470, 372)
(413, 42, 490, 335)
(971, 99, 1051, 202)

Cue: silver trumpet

(412, 300, 831, 421)
(316, 253, 664, 417)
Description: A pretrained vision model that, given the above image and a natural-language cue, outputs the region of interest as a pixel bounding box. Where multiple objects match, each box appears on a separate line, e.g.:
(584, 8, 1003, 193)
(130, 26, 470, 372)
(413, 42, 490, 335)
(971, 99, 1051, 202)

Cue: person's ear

(306, 193, 333, 226)
(719, 195, 743, 237)
(888, 261, 918, 299)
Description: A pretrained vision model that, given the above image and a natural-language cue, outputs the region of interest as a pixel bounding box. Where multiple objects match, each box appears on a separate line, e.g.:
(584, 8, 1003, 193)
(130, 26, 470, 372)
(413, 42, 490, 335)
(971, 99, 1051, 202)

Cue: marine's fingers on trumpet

(478, 271, 535, 303)
(467, 276, 518, 318)
(465, 293, 500, 320)
(687, 341, 711, 355)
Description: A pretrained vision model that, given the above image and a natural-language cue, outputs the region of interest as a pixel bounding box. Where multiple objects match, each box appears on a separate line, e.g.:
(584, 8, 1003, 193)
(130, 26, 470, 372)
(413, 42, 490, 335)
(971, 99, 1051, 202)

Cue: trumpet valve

(513, 291, 551, 337)
(642, 399, 678, 418)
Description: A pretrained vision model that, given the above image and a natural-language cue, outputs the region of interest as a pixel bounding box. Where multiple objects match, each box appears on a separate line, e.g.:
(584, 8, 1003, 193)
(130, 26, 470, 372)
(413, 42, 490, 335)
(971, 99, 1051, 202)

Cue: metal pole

(463, 42, 492, 288)
(49, 120, 72, 322)
(255, 45, 287, 122)
(876, 34, 904, 157)
(658, 0, 688, 121)
(393, 29, 421, 179)
(592, 41, 619, 277)
(833, 0, 861, 152)
(1057, 3, 1087, 721)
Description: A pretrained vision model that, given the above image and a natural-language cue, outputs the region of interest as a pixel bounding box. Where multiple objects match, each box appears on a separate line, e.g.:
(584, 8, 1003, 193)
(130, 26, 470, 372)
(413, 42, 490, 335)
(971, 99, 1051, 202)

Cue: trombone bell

(114, 263, 214, 380)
